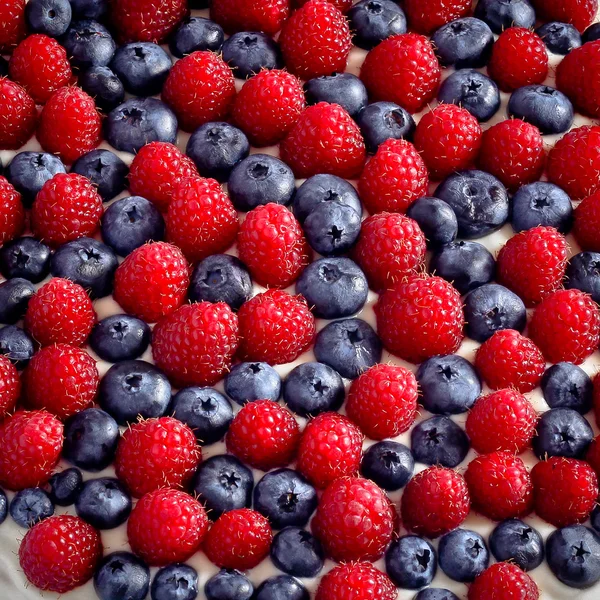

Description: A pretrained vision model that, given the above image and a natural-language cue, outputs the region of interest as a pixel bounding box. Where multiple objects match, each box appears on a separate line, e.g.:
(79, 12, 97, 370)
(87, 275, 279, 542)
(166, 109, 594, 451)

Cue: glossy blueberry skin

(508, 85, 574, 135)
(533, 408, 593, 459)
(490, 519, 544, 571)
(357, 101, 415, 153)
(303, 200, 362, 256)
(270, 527, 324, 578)
(0, 488, 7, 524)
(565, 252, 600, 304)
(111, 42, 172, 96)
(411, 416, 470, 469)
(511, 182, 573, 233)
(26, 0, 71, 37)
(151, 564, 198, 600)
(205, 570, 254, 600)
(583, 23, 600, 43)
(0, 325, 35, 368)
(94, 552, 150, 600)
(6, 152, 66, 207)
(407, 197, 458, 249)
(10, 488, 54, 528)
(304, 73, 368, 118)
(89, 314, 151, 363)
(255, 576, 309, 600)
(225, 362, 281, 405)
(386, 535, 437, 589)
(169, 17, 224, 58)
(75, 477, 132, 529)
(414, 590, 459, 600)
(72, 149, 129, 202)
(536, 22, 581, 54)
(70, 0, 107, 20)
(80, 66, 125, 112)
(222, 32, 282, 79)
(47, 468, 82, 506)
(592, 506, 600, 533)
(474, 0, 535, 34)
(432, 17, 494, 68)
(0, 238, 51, 283)
(61, 19, 116, 69)
(348, 0, 406, 50)
(0, 278, 34, 324)
(542, 362, 593, 414)
(439, 529, 489, 582)
(360, 440, 414, 491)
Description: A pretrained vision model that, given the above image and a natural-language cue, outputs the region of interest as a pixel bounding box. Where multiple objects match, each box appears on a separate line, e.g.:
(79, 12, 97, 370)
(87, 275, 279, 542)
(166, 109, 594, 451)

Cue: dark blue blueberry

(94, 552, 150, 600)
(511, 181, 573, 233)
(386, 535, 437, 589)
(191, 455, 253, 518)
(508, 85, 574, 135)
(583, 23, 600, 43)
(474, 0, 536, 34)
(151, 564, 198, 600)
(61, 19, 116, 68)
(293, 174, 362, 222)
(169, 17, 224, 58)
(439, 529, 489, 582)
(80, 66, 125, 112)
(357, 101, 415, 153)
(71, 149, 128, 201)
(0, 488, 7, 524)
(533, 408, 593, 459)
(304, 73, 368, 118)
(186, 122, 250, 182)
(205, 570, 254, 600)
(314, 318, 382, 380)
(75, 477, 131, 529)
(47, 468, 82, 506)
(490, 519, 544, 571)
(348, 0, 407, 50)
(26, 0, 71, 37)
(10, 488, 54, 528)
(225, 362, 281, 406)
(411, 416, 470, 469)
(303, 200, 361, 256)
(63, 408, 120, 471)
(536, 22, 581, 55)
(542, 362, 593, 414)
(0, 237, 51, 283)
(592, 506, 600, 533)
(90, 314, 151, 363)
(255, 576, 308, 600)
(50, 237, 118, 298)
(228, 154, 295, 211)
(437, 69, 500, 122)
(69, 0, 107, 20)
(432, 17, 494, 68)
(546, 525, 600, 589)
(416, 355, 481, 415)
(270, 527, 324, 578)
(171, 387, 233, 445)
(464, 283, 527, 342)
(414, 590, 459, 600)
(222, 31, 282, 79)
(0, 278, 34, 324)
(111, 42, 172, 96)
(360, 440, 414, 491)
(407, 197, 458, 249)
(565, 251, 600, 304)
(435, 170, 509, 239)
(0, 325, 35, 368)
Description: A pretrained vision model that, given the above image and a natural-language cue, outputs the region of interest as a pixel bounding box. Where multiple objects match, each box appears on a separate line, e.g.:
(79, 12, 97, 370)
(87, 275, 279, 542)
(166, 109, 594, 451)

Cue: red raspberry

(531, 457, 598, 527)
(375, 274, 464, 363)
(595, 373, 600, 428)
(0, 0, 26, 52)
(316, 562, 397, 600)
(152, 301, 239, 387)
(478, 119, 545, 192)
(166, 177, 238, 263)
(0, 410, 63, 490)
(0, 79, 36, 150)
(586, 434, 600, 476)
(8, 34, 72, 104)
(203, 508, 272, 570)
(113, 242, 189, 323)
(295, 0, 352, 10)
(466, 389, 538, 454)
(211, 0, 290, 35)
(297, 412, 363, 489)
(573, 191, 600, 251)
(312, 477, 395, 562)
(115, 417, 201, 498)
(19, 515, 102, 593)
(279, 0, 352, 80)
(404, 0, 472, 34)
(127, 488, 209, 566)
(280, 102, 366, 179)
(358, 139, 428, 214)
(465, 452, 534, 521)
(0, 355, 19, 419)
(361, 34, 441, 113)
(111, 0, 188, 43)
(401, 466, 470, 538)
(469, 563, 539, 600)
(236, 289, 315, 365)
(531, 0, 598, 32)
(232, 69, 305, 147)
(529, 288, 600, 364)
(488, 28, 548, 93)
(0, 176, 25, 245)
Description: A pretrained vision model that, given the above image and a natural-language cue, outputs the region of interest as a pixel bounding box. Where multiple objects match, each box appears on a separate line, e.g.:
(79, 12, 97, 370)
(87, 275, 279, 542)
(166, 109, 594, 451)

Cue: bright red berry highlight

(0, 0, 26, 52)
(0, 176, 25, 245)
(404, 0, 472, 34)
(469, 563, 539, 600)
(0, 355, 20, 419)
(315, 562, 397, 600)
(573, 190, 600, 252)
(111, 0, 188, 43)
(0, 79, 36, 150)
(531, 0, 598, 32)
(211, 0, 289, 35)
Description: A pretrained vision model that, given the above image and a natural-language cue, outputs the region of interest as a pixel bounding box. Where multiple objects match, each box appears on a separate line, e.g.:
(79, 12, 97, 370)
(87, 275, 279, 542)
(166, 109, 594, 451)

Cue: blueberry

(508, 85, 574, 135)
(565, 251, 600, 304)
(314, 318, 382, 379)
(533, 408, 593, 459)
(225, 362, 281, 406)
(464, 283, 527, 342)
(416, 355, 481, 415)
(186, 122, 250, 182)
(26, 0, 71, 37)
(47, 468, 82, 506)
(94, 552, 150, 600)
(90, 314, 151, 363)
(435, 170, 509, 239)
(360, 440, 414, 491)
(474, 0, 536, 34)
(511, 181, 573, 233)
(411, 416, 470, 469)
(227, 154, 295, 211)
(63, 408, 120, 471)
(69, 0, 107, 20)
(205, 570, 254, 600)
(10, 488, 54, 528)
(348, 0, 407, 50)
(191, 455, 253, 518)
(111, 42, 172, 96)
(270, 527, 324, 578)
(0, 325, 35, 368)
(546, 525, 600, 589)
(222, 32, 282, 79)
(151, 564, 198, 600)
(0, 488, 7, 524)
(439, 529, 489, 582)
(386, 535, 437, 589)
(542, 362, 593, 414)
(489, 519, 544, 571)
(254, 576, 309, 600)
(414, 590, 459, 600)
(75, 477, 131, 529)
(171, 387, 233, 445)
(583, 23, 600, 43)
(61, 19, 116, 68)
(50, 237, 118, 298)
(432, 17, 494, 68)
(536, 22, 581, 55)
(80, 66, 125, 112)
(357, 101, 415, 153)
(71, 149, 129, 201)
(592, 506, 600, 533)
(304, 72, 368, 118)
(0, 278, 34, 324)
(303, 200, 361, 256)
(437, 69, 500, 122)
(0, 237, 50, 283)
(406, 197, 458, 249)
(169, 17, 224, 58)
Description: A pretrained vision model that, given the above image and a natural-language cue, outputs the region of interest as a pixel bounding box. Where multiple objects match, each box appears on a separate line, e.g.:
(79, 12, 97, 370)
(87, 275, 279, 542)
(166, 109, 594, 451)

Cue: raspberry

(226, 400, 300, 471)
(0, 79, 36, 150)
(152, 301, 239, 387)
(405, 0, 472, 35)
(0, 176, 25, 245)
(573, 191, 600, 251)
(465, 452, 534, 521)
(295, 0, 352, 10)
(232, 69, 305, 147)
(375, 274, 464, 364)
(400, 466, 470, 538)
(529, 288, 600, 364)
(315, 562, 397, 600)
(280, 103, 366, 179)
(25, 278, 96, 347)
(297, 412, 363, 489)
(0, 410, 63, 490)
(478, 119, 546, 192)
(162, 51, 236, 133)
(346, 364, 418, 440)
(358, 139, 429, 214)
(203, 508, 272, 570)
(111, 0, 188, 43)
(586, 434, 600, 477)
(361, 34, 441, 113)
(531, 457, 598, 527)
(0, 0, 26, 52)
(19, 516, 102, 593)
(531, 0, 598, 32)
(279, 0, 352, 80)
(466, 389, 538, 455)
(23, 344, 99, 420)
(127, 488, 209, 566)
(8, 34, 72, 104)
(166, 177, 239, 263)
(128, 142, 198, 212)
(469, 563, 539, 600)
(236, 289, 315, 365)
(0, 356, 19, 419)
(312, 477, 395, 562)
(488, 28, 548, 93)
(595, 374, 600, 429)
(114, 242, 190, 323)
(210, 0, 290, 35)
(115, 417, 202, 498)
